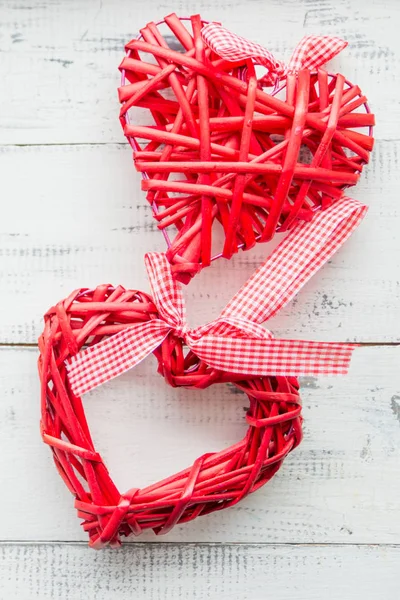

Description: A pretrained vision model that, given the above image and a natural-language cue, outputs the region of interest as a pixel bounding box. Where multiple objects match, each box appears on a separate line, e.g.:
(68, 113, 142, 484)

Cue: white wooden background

(1, 0, 399, 598)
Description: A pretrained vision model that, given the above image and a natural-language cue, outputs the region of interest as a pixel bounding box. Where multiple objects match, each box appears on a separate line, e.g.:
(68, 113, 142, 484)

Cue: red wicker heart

(38, 284, 302, 548)
(118, 14, 374, 282)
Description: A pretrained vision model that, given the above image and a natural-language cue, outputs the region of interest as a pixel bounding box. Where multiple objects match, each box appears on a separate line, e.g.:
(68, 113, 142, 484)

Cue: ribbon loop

(66, 198, 367, 397)
(287, 35, 348, 74)
(201, 23, 347, 86)
(201, 22, 286, 77)
(144, 252, 186, 331)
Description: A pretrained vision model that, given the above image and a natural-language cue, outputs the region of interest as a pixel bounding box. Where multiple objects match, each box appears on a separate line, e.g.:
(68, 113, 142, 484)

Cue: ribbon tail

(191, 336, 357, 377)
(219, 197, 367, 324)
(66, 320, 171, 396)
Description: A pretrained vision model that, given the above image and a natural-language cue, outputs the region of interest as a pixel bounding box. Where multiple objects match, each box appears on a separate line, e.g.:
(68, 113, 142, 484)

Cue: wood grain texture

(1, 0, 399, 595)
(1, 140, 400, 344)
(0, 543, 398, 600)
(0, 0, 398, 144)
(1, 345, 399, 543)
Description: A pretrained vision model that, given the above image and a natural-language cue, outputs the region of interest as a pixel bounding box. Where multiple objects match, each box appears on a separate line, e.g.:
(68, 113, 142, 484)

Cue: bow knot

(201, 24, 348, 87)
(173, 322, 190, 341)
(66, 198, 367, 398)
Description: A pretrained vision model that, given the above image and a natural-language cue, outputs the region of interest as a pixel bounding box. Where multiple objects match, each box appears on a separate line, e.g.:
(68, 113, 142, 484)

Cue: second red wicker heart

(119, 13, 374, 282)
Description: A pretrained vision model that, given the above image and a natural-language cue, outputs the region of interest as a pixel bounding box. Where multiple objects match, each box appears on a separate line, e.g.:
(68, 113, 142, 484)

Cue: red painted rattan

(118, 14, 374, 282)
(38, 286, 302, 548)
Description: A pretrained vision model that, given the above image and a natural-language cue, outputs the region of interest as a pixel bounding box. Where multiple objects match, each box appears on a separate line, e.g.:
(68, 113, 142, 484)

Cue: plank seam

(1, 541, 399, 548)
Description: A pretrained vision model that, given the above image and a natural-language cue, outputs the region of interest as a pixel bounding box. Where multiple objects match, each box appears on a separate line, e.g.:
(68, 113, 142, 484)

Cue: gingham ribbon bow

(201, 23, 347, 86)
(66, 197, 366, 397)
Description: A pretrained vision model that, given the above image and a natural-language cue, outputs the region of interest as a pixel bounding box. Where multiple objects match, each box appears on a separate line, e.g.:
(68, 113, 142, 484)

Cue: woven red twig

(38, 197, 366, 548)
(118, 14, 374, 282)
(38, 286, 301, 549)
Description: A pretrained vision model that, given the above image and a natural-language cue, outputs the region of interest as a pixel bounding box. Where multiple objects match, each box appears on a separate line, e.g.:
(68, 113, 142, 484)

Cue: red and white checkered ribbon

(201, 23, 347, 86)
(66, 197, 366, 397)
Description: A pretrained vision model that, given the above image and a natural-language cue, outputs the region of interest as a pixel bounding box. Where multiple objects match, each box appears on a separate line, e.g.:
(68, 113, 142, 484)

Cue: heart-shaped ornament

(118, 14, 374, 282)
(38, 199, 365, 548)
(38, 282, 302, 549)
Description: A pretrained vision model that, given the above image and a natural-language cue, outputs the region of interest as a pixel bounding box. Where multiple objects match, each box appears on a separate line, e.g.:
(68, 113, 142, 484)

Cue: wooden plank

(0, 141, 399, 344)
(0, 0, 398, 144)
(1, 345, 399, 543)
(0, 543, 398, 599)
(1, 0, 399, 594)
